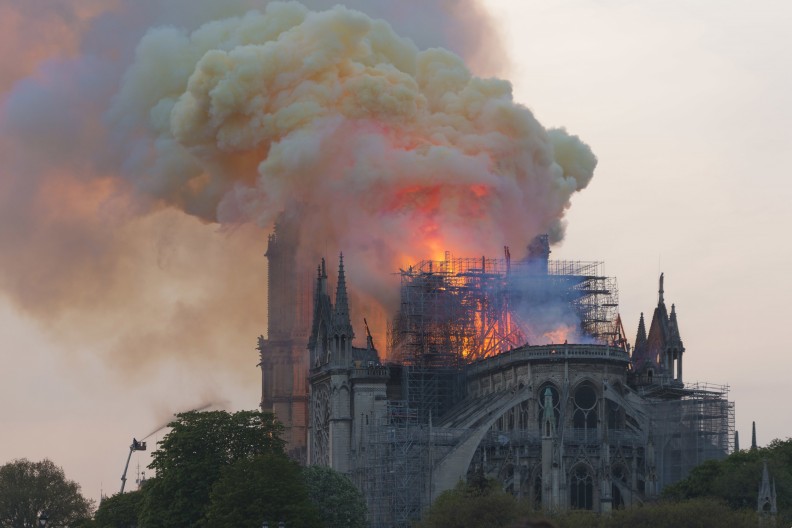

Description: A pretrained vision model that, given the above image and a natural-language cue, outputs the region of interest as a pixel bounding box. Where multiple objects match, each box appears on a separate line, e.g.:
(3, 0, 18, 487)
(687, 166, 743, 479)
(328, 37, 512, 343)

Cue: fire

(539, 325, 578, 345)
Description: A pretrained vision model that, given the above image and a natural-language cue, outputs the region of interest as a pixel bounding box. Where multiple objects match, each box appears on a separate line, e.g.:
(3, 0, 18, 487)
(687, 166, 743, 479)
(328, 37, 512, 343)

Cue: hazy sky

(1, 0, 790, 504)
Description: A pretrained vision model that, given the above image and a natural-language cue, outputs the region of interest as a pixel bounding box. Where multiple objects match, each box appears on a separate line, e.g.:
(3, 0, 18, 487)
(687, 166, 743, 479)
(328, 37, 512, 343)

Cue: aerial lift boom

(120, 438, 147, 493)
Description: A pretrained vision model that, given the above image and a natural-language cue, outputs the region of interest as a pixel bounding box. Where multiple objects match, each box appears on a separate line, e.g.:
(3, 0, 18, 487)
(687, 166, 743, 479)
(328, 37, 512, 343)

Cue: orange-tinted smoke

(0, 1, 591, 378)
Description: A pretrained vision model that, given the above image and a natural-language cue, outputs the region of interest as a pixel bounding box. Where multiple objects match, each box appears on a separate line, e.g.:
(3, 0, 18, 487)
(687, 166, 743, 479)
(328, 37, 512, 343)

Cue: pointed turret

(668, 304, 682, 345)
(631, 273, 685, 383)
(333, 253, 354, 339)
(634, 312, 647, 352)
(308, 258, 333, 357)
(321, 258, 328, 294)
(758, 459, 778, 515)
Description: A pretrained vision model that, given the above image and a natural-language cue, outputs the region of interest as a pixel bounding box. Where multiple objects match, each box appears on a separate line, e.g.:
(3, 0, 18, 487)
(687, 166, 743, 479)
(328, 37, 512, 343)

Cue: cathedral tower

(258, 212, 311, 460)
(631, 273, 685, 387)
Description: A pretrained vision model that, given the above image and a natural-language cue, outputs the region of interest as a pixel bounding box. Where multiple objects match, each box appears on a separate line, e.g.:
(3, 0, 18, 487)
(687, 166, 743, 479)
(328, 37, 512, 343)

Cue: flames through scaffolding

(388, 240, 622, 366)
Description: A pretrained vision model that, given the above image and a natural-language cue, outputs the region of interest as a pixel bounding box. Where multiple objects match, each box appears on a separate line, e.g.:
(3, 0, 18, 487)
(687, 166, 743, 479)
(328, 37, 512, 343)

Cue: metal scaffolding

(388, 253, 620, 366)
(403, 363, 464, 425)
(547, 260, 620, 343)
(388, 254, 524, 365)
(362, 401, 428, 528)
(643, 382, 735, 488)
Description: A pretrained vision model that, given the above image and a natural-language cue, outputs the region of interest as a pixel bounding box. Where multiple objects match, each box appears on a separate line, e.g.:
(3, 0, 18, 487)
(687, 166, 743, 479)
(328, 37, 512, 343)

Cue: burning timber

(257, 230, 734, 528)
(389, 236, 621, 367)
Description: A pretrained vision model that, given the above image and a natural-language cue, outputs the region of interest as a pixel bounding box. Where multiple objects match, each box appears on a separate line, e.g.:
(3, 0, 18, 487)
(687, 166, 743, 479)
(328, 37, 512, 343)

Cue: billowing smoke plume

(0, 1, 594, 375)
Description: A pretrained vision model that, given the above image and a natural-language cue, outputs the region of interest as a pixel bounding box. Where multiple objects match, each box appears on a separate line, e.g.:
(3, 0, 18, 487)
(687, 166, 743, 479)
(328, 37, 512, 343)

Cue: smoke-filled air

(0, 0, 595, 374)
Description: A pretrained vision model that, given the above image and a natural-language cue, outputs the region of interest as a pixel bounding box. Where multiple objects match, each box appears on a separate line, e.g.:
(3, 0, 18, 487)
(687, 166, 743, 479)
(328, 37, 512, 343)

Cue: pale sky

(1, 0, 790, 505)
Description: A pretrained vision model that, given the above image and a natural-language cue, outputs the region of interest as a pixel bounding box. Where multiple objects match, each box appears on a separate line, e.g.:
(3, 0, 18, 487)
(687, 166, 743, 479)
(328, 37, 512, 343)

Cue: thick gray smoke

(0, 1, 595, 374)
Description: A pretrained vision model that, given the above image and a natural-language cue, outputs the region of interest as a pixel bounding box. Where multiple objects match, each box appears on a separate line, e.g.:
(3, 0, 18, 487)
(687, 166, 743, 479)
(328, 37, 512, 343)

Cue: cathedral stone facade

(260, 235, 734, 527)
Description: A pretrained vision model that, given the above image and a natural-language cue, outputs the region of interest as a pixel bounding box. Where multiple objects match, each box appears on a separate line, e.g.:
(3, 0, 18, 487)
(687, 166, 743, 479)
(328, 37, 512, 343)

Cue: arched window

(518, 400, 530, 430)
(572, 383, 597, 434)
(570, 465, 594, 510)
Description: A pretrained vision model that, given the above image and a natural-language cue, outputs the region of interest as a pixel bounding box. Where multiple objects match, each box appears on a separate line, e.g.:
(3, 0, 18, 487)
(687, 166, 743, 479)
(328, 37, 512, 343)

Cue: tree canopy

(662, 438, 792, 524)
(94, 488, 144, 528)
(302, 465, 367, 528)
(138, 409, 285, 527)
(205, 454, 320, 528)
(417, 473, 528, 528)
(545, 498, 758, 528)
(0, 458, 93, 528)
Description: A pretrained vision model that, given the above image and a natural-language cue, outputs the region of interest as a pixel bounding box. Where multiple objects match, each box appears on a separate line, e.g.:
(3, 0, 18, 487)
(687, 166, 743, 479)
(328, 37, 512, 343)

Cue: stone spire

(307, 258, 332, 352)
(734, 431, 740, 452)
(658, 272, 664, 304)
(752, 421, 758, 450)
(320, 258, 328, 294)
(668, 304, 683, 346)
(333, 253, 354, 338)
(757, 459, 778, 515)
(635, 312, 647, 350)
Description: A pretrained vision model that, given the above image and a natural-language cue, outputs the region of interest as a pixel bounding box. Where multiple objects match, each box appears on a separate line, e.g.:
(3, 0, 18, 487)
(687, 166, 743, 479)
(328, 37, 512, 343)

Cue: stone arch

(431, 386, 536, 501)
(568, 462, 595, 510)
(610, 461, 630, 509)
(571, 380, 598, 433)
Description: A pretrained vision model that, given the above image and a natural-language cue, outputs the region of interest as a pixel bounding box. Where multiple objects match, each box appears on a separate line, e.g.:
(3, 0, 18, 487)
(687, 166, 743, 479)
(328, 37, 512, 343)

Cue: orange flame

(540, 325, 577, 345)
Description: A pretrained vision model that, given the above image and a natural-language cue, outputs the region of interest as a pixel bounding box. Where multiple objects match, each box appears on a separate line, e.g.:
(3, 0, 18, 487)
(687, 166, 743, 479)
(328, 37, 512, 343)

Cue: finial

(752, 421, 757, 450)
(659, 273, 665, 304)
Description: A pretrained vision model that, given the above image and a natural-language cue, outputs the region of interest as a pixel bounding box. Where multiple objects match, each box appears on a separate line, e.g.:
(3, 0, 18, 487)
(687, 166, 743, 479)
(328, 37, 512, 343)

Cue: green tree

(94, 488, 144, 528)
(205, 454, 320, 528)
(418, 476, 527, 528)
(137, 409, 285, 527)
(302, 465, 367, 528)
(663, 438, 792, 522)
(0, 458, 94, 527)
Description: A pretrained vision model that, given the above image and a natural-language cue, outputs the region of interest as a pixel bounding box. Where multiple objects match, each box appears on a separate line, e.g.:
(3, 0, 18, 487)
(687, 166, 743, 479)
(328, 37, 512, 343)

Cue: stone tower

(257, 212, 312, 460)
(306, 255, 385, 471)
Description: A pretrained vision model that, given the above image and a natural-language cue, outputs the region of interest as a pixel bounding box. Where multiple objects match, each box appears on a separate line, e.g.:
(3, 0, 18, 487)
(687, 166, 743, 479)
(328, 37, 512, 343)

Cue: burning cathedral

(258, 221, 735, 527)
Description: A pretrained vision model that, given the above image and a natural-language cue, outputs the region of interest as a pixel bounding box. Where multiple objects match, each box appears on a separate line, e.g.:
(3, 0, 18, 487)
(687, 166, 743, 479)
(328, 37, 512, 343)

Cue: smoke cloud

(0, 1, 594, 374)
